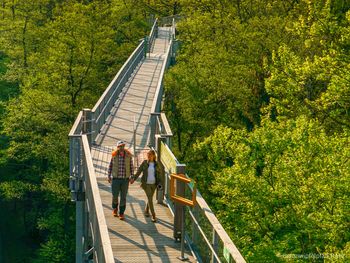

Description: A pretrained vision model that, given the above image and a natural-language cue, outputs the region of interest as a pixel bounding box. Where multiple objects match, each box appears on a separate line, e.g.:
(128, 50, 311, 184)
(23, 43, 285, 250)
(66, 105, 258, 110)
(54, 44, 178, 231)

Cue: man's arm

(130, 156, 134, 177)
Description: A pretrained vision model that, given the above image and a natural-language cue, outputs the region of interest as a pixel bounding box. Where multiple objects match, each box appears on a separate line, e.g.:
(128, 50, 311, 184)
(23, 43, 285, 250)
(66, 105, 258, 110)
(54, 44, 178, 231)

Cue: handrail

(186, 181, 246, 263)
(150, 38, 173, 114)
(172, 18, 176, 39)
(150, 18, 175, 115)
(91, 40, 146, 142)
(159, 14, 182, 26)
(69, 17, 170, 262)
(69, 119, 114, 262)
(91, 39, 145, 113)
(90, 18, 157, 141)
(69, 111, 83, 136)
(81, 135, 115, 262)
(148, 18, 158, 52)
(187, 209, 221, 262)
(158, 141, 246, 263)
(147, 34, 173, 147)
(67, 17, 246, 263)
(160, 113, 173, 136)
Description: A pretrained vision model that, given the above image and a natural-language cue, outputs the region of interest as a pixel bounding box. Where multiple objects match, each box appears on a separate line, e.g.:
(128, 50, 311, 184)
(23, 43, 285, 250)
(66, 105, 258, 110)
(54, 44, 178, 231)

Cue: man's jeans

(111, 178, 129, 214)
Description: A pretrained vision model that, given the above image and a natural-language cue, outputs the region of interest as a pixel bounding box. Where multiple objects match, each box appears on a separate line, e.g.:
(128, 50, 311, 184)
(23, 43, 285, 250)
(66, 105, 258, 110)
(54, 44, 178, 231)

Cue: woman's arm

(133, 160, 146, 180)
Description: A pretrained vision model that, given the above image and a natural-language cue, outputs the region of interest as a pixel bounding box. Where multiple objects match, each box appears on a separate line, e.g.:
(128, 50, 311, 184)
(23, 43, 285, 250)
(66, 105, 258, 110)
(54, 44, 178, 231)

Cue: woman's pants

(144, 184, 157, 216)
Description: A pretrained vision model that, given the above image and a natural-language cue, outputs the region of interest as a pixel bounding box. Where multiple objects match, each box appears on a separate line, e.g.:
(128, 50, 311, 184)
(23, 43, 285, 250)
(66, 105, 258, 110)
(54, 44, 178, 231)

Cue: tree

(163, 1, 350, 261)
(164, 0, 291, 157)
(190, 118, 350, 262)
(0, 0, 153, 261)
(265, 2, 350, 133)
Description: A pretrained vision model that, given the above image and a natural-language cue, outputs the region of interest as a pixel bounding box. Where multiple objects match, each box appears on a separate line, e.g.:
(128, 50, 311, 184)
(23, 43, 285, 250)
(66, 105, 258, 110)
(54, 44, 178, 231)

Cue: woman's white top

(147, 162, 156, 184)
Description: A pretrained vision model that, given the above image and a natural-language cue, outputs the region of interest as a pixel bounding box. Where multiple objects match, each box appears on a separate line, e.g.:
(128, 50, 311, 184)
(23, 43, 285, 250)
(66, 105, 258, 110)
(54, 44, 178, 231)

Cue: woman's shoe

(144, 210, 150, 217)
(151, 216, 157, 222)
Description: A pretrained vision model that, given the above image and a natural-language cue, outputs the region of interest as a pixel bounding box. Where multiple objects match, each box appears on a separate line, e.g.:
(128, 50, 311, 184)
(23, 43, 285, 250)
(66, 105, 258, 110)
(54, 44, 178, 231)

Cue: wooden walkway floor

(91, 27, 195, 262)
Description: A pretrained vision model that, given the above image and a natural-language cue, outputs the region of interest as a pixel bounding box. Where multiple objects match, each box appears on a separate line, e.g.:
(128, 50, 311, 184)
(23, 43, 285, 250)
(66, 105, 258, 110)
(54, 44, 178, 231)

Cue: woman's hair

(147, 150, 156, 161)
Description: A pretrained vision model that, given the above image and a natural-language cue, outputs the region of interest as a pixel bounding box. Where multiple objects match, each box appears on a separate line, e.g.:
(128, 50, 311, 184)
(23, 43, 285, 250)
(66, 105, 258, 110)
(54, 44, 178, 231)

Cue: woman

(132, 150, 164, 222)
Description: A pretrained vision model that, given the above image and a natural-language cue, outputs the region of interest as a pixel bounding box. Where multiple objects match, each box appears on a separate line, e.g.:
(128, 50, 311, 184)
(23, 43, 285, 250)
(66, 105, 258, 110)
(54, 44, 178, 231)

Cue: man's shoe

(119, 214, 125, 220)
(112, 208, 118, 217)
(151, 216, 156, 222)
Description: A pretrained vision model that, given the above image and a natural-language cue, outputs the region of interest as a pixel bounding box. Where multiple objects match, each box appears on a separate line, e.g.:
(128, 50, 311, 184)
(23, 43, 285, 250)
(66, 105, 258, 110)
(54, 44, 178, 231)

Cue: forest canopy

(0, 0, 349, 262)
(164, 0, 350, 261)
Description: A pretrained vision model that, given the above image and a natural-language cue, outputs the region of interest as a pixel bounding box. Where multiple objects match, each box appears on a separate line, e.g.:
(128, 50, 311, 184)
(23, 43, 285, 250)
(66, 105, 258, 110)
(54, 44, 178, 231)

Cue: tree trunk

(22, 16, 28, 69)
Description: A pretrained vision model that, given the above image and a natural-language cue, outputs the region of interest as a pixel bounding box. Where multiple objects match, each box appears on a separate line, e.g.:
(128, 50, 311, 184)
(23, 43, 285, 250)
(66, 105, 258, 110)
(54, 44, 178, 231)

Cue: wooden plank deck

(95, 27, 172, 149)
(92, 27, 196, 262)
(98, 178, 194, 262)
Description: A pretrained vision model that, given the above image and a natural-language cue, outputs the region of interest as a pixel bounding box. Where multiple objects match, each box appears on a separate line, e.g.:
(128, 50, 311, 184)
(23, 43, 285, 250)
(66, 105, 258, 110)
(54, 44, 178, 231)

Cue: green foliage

(0, 0, 153, 261)
(138, 0, 181, 16)
(164, 0, 350, 261)
(190, 118, 350, 261)
(164, 0, 292, 157)
(3, 89, 70, 164)
(265, 1, 350, 133)
(35, 237, 74, 263)
(0, 0, 348, 261)
(0, 181, 37, 200)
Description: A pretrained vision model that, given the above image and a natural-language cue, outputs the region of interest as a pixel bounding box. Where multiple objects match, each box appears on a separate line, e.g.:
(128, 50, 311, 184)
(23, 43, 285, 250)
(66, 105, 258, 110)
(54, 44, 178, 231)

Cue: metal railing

(158, 141, 246, 263)
(69, 112, 114, 263)
(68, 18, 160, 262)
(148, 20, 175, 147)
(91, 18, 159, 144)
(159, 14, 182, 26)
(148, 18, 158, 53)
(91, 40, 145, 143)
(68, 15, 245, 263)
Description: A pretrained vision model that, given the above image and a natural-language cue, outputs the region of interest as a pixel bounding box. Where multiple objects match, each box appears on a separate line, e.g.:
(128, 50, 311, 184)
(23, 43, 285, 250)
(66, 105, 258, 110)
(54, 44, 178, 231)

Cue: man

(107, 140, 133, 220)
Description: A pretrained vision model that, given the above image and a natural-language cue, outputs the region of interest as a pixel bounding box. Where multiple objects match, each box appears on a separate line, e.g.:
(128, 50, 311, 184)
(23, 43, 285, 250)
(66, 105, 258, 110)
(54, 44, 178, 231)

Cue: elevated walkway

(69, 17, 245, 263)
(91, 27, 194, 262)
(95, 27, 171, 149)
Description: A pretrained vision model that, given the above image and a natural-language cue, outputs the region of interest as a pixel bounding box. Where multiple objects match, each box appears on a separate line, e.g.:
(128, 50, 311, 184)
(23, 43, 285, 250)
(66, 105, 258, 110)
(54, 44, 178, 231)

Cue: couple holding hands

(107, 140, 164, 222)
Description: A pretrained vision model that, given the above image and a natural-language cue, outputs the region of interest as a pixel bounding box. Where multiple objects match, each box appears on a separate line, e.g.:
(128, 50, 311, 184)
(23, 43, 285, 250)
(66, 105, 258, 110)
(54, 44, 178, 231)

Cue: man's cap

(117, 140, 126, 147)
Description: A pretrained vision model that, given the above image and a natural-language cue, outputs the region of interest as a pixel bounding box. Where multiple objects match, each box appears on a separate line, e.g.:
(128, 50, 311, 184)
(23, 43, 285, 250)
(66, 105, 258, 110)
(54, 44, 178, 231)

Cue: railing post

(82, 109, 92, 146)
(178, 204, 187, 261)
(191, 205, 199, 251)
(75, 138, 85, 263)
(77, 111, 91, 263)
(174, 164, 186, 241)
(150, 112, 159, 147)
(133, 115, 137, 163)
(212, 229, 219, 263)
(155, 135, 166, 204)
(171, 40, 178, 65)
(69, 137, 77, 201)
(91, 111, 97, 144)
(84, 199, 91, 261)
(144, 36, 149, 57)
